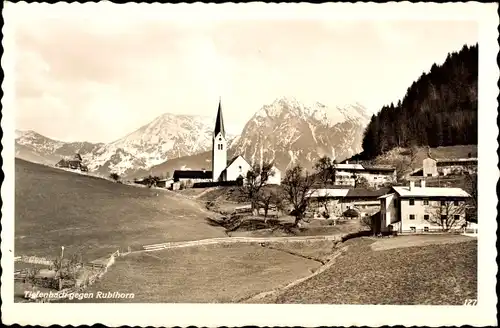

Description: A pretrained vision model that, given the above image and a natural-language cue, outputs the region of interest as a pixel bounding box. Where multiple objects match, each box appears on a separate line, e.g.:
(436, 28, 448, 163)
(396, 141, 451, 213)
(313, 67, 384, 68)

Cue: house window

(423, 199, 429, 205)
(238, 165, 242, 172)
(424, 214, 429, 221)
(409, 214, 415, 220)
(410, 226, 416, 233)
(427, 173, 432, 177)
(409, 199, 415, 206)
(424, 227, 429, 232)
(454, 215, 460, 221)
(453, 200, 459, 206)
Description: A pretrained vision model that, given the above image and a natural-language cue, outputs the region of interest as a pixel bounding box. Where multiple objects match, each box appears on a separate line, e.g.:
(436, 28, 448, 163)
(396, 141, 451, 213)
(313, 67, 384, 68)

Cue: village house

(172, 170, 212, 187)
(411, 149, 478, 177)
(55, 153, 88, 172)
(377, 180, 471, 234)
(156, 178, 174, 189)
(421, 157, 478, 177)
(307, 187, 391, 218)
(173, 99, 281, 188)
(334, 162, 396, 188)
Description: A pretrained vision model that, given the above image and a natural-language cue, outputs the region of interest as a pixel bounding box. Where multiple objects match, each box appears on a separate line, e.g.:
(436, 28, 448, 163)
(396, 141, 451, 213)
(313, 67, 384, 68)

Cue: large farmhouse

(377, 180, 471, 234)
(307, 187, 391, 218)
(173, 99, 281, 187)
(410, 149, 478, 177)
(55, 153, 88, 172)
(334, 162, 396, 188)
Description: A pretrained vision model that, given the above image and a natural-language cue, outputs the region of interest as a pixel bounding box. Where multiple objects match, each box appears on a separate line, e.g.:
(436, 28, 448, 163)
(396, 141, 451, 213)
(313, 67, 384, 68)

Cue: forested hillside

(360, 44, 478, 159)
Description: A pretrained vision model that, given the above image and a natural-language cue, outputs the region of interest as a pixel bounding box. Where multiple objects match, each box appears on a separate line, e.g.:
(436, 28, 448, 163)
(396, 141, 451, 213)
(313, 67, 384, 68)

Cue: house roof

(345, 187, 392, 198)
(333, 163, 395, 173)
(214, 98, 225, 138)
(173, 170, 212, 180)
(307, 189, 349, 198)
(392, 186, 471, 198)
(362, 165, 396, 172)
(335, 163, 365, 170)
(226, 155, 249, 168)
(378, 193, 396, 199)
(436, 158, 478, 166)
(409, 168, 424, 176)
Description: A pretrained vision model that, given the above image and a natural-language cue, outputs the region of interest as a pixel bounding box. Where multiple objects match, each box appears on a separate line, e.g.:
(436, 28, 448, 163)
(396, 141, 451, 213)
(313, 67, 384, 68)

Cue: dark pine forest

(360, 43, 478, 159)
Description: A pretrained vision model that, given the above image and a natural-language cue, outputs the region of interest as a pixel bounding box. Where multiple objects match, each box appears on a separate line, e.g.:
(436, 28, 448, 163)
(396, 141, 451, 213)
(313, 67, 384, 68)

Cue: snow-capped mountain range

(229, 97, 370, 171)
(15, 97, 371, 177)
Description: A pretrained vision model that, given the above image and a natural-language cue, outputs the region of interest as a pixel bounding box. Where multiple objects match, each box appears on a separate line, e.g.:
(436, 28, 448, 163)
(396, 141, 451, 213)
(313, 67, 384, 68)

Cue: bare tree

(256, 188, 281, 222)
(143, 175, 161, 188)
(314, 156, 337, 185)
(428, 200, 467, 231)
(407, 144, 419, 171)
(393, 145, 420, 182)
(239, 162, 274, 215)
(360, 214, 374, 232)
(463, 165, 477, 222)
(282, 164, 316, 227)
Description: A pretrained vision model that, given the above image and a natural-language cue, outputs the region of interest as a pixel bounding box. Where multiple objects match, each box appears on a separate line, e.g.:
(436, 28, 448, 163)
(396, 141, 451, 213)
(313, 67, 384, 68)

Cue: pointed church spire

(214, 97, 226, 138)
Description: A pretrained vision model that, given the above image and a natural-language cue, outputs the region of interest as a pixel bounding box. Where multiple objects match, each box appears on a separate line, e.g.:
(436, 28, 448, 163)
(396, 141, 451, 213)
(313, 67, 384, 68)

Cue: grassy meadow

(69, 243, 321, 303)
(258, 236, 477, 305)
(15, 159, 226, 260)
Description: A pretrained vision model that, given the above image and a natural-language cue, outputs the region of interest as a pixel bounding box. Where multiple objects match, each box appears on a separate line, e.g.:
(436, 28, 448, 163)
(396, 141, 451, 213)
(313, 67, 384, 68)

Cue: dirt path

(193, 187, 219, 199)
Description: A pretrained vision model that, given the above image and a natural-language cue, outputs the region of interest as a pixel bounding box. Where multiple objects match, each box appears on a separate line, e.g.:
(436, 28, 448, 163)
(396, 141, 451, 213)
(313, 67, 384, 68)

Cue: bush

(109, 173, 120, 182)
(343, 208, 360, 218)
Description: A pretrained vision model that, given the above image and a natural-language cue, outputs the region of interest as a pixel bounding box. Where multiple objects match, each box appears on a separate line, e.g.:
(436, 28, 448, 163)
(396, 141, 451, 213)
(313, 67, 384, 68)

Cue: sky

(8, 3, 479, 143)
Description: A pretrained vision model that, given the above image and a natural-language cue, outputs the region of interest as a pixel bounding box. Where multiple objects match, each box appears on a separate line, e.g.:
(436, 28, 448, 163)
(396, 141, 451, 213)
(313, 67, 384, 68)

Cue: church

(172, 99, 281, 187)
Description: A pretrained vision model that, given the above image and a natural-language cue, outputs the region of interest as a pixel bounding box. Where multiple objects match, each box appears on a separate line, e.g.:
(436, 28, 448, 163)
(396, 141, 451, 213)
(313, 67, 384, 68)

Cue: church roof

(173, 170, 212, 181)
(226, 155, 242, 167)
(214, 98, 225, 138)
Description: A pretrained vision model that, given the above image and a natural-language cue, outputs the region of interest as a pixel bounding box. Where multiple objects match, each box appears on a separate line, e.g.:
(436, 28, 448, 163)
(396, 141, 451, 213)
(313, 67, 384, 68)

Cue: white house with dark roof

(411, 148, 478, 177)
(378, 180, 472, 234)
(333, 162, 396, 187)
(307, 187, 391, 218)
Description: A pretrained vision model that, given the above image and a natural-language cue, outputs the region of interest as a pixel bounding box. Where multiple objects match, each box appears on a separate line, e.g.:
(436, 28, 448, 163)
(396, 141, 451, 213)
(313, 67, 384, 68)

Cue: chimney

(409, 180, 415, 190)
(421, 180, 426, 188)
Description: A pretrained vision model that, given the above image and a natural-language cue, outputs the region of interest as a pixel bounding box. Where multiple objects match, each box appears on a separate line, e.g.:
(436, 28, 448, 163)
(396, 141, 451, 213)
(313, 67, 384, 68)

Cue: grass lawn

(259, 237, 477, 305)
(69, 244, 321, 303)
(15, 159, 226, 261)
(370, 234, 476, 251)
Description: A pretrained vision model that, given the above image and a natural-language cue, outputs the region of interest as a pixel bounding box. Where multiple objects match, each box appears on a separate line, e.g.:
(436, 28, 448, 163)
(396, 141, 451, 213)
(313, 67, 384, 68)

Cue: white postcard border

(1, 2, 498, 327)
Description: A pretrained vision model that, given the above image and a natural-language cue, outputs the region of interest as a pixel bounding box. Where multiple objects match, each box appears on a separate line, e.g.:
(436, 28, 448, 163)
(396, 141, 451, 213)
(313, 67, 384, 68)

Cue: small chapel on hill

(172, 99, 281, 187)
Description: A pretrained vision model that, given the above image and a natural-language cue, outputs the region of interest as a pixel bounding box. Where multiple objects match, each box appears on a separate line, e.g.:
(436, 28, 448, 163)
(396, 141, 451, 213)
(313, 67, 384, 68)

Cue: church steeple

(212, 97, 227, 182)
(214, 97, 225, 138)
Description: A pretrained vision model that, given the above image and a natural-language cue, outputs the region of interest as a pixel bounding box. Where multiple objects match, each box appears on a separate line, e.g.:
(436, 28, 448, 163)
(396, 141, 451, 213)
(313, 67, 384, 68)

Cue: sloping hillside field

(15, 159, 226, 260)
